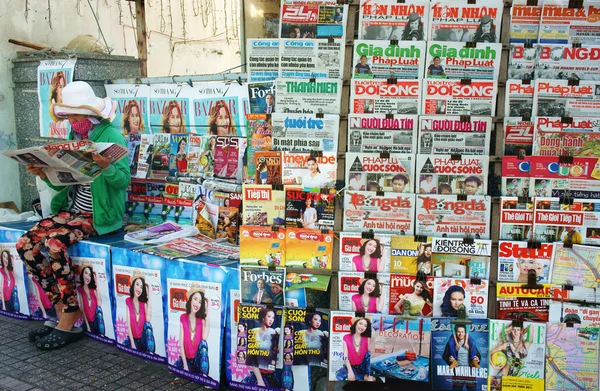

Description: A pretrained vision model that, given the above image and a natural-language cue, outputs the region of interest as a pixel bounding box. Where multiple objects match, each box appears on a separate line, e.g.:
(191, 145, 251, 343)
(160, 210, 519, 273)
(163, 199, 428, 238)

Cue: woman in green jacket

(16, 81, 130, 350)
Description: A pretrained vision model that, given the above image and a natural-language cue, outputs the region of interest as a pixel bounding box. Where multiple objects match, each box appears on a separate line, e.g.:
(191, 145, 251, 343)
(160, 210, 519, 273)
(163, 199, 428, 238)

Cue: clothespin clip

(355, 311, 365, 318)
(517, 149, 527, 160)
(451, 304, 472, 325)
(316, 112, 325, 119)
(526, 0, 538, 5)
(451, 153, 462, 161)
(266, 303, 275, 310)
(568, 79, 580, 86)
(386, 113, 394, 119)
(271, 225, 280, 232)
(376, 187, 385, 196)
(272, 184, 284, 191)
(310, 150, 324, 158)
(463, 233, 474, 245)
(467, 0, 477, 4)
(572, 42, 582, 48)
(521, 78, 531, 85)
(521, 111, 532, 121)
(511, 317, 524, 328)
(390, 39, 399, 46)
(416, 271, 427, 282)
(524, 41, 534, 49)
(559, 155, 574, 164)
(361, 230, 375, 239)
(527, 238, 541, 249)
(568, 0, 584, 9)
(321, 228, 330, 235)
(306, 306, 316, 313)
(460, 115, 471, 122)
(414, 235, 428, 243)
(397, 300, 417, 319)
(380, 150, 390, 159)
(320, 187, 331, 195)
(559, 190, 574, 206)
(397, 0, 406, 3)
(563, 238, 574, 249)
(466, 41, 477, 48)
(521, 269, 544, 289)
(561, 116, 574, 124)
(461, 78, 472, 85)
(387, 73, 397, 85)
(562, 283, 574, 291)
(237, 76, 243, 86)
(309, 77, 316, 83)
(457, 192, 468, 201)
(268, 266, 277, 272)
(518, 196, 532, 204)
(470, 277, 482, 285)
(328, 35, 335, 44)
(364, 272, 377, 280)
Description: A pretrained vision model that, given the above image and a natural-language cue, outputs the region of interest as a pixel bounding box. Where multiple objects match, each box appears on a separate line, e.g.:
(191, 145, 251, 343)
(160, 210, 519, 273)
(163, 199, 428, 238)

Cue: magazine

(236, 303, 284, 370)
(346, 152, 414, 193)
(347, 114, 418, 154)
(176, 182, 199, 226)
(104, 83, 150, 136)
(550, 284, 599, 305)
(551, 243, 600, 288)
(536, 44, 600, 81)
(533, 116, 600, 156)
(549, 301, 600, 324)
(368, 315, 432, 382)
(510, 0, 542, 44)
(140, 237, 208, 259)
(418, 116, 491, 155)
(429, 0, 503, 43)
(282, 152, 337, 189)
(487, 320, 546, 391)
(239, 226, 286, 267)
(503, 117, 534, 156)
(213, 136, 246, 183)
(283, 308, 329, 367)
(350, 79, 421, 115)
(279, 1, 348, 40)
(431, 238, 492, 279)
(186, 134, 215, 177)
(545, 323, 600, 391)
(505, 79, 534, 117)
(275, 78, 342, 115)
(539, 0, 600, 44)
(343, 191, 415, 234)
(352, 40, 426, 79)
(424, 42, 502, 80)
(501, 156, 531, 197)
(390, 236, 433, 274)
(532, 197, 587, 243)
(530, 156, 600, 199)
(216, 206, 239, 244)
(415, 194, 491, 239)
(508, 44, 537, 80)
(134, 133, 171, 180)
(432, 278, 489, 318)
(127, 133, 142, 177)
(496, 283, 551, 322)
(532, 79, 600, 117)
(339, 232, 392, 273)
(242, 185, 286, 227)
(245, 114, 272, 184)
(416, 155, 488, 195)
(168, 134, 189, 177)
(3, 140, 128, 186)
(500, 197, 534, 241)
(124, 222, 190, 244)
(247, 82, 277, 115)
(280, 39, 345, 79)
(358, 0, 430, 41)
(285, 227, 334, 269)
(430, 318, 489, 391)
(498, 241, 554, 285)
(285, 188, 335, 230)
(254, 151, 282, 186)
(246, 39, 280, 83)
(338, 271, 390, 314)
(240, 266, 285, 306)
(271, 113, 339, 153)
(422, 79, 498, 116)
(388, 274, 434, 316)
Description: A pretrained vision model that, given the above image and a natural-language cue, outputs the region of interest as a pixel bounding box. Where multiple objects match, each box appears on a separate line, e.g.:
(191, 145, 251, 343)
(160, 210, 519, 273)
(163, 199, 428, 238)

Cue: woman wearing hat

(175, 284, 210, 375)
(16, 81, 130, 350)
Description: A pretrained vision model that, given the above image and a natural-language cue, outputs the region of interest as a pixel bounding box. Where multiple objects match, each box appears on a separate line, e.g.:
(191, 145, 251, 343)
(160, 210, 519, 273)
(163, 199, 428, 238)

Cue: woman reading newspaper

(16, 81, 130, 350)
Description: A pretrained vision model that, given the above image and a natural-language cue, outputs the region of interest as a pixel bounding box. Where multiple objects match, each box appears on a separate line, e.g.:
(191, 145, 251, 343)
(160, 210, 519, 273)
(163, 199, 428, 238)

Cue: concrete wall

(0, 0, 241, 211)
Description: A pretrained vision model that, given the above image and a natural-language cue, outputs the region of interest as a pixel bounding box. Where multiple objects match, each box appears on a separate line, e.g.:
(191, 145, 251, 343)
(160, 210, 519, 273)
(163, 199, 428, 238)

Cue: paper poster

(105, 84, 151, 135)
(38, 59, 76, 138)
(149, 84, 190, 134)
(0, 229, 29, 320)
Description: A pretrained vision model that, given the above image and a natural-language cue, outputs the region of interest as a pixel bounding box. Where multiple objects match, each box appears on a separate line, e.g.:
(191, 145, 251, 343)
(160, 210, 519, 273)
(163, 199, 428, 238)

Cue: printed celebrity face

(511, 326, 522, 340)
(83, 268, 92, 285)
(307, 160, 318, 173)
(264, 310, 275, 327)
(257, 279, 265, 290)
(414, 282, 424, 295)
(424, 247, 432, 257)
(1, 252, 8, 268)
(134, 278, 144, 298)
(434, 57, 441, 66)
(360, 56, 367, 65)
(482, 22, 491, 34)
(376, 26, 392, 39)
(216, 107, 231, 135)
(191, 292, 202, 313)
(130, 106, 141, 132)
(518, 258, 539, 274)
(310, 314, 322, 329)
(455, 327, 466, 341)
(355, 319, 368, 334)
(56, 78, 66, 102)
(266, 94, 274, 106)
(168, 106, 182, 132)
(365, 240, 378, 255)
(409, 19, 419, 30)
(392, 179, 406, 192)
(179, 140, 187, 152)
(450, 291, 464, 310)
(464, 181, 479, 195)
(364, 279, 376, 294)
(305, 199, 312, 207)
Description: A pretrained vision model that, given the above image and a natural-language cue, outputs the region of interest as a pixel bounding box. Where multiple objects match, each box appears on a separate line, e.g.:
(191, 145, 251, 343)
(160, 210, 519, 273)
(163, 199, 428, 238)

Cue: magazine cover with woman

(339, 232, 392, 273)
(285, 188, 335, 230)
(0, 229, 29, 320)
(388, 274, 434, 317)
(431, 318, 489, 390)
(237, 303, 284, 371)
(432, 278, 489, 319)
(165, 260, 228, 387)
(338, 272, 390, 314)
(283, 308, 329, 367)
(488, 320, 546, 391)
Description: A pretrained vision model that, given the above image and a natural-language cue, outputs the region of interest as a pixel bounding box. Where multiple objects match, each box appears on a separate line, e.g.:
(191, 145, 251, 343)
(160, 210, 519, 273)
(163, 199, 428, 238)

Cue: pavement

(0, 316, 214, 391)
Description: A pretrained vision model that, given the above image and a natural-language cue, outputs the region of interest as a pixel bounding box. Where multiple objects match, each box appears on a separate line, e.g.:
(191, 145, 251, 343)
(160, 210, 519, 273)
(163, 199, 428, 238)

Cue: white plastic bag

(36, 176, 60, 218)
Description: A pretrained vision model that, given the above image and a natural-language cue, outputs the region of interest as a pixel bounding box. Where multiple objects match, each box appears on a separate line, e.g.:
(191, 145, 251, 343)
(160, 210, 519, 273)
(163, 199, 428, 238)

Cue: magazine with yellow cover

(242, 184, 286, 227)
(239, 226, 286, 267)
(390, 236, 432, 274)
(285, 227, 334, 270)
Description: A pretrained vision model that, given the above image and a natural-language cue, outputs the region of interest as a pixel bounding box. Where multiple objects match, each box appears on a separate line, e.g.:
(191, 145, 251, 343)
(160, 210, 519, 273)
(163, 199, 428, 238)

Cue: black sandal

(35, 328, 84, 350)
(27, 321, 58, 343)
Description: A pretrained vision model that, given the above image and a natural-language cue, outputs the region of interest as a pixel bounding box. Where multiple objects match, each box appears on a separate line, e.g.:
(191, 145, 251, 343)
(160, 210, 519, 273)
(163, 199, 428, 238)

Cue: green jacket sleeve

(42, 176, 67, 192)
(101, 133, 131, 190)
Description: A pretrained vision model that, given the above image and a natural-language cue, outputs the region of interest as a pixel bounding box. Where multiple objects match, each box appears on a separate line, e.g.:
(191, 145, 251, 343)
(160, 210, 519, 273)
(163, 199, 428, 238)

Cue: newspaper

(532, 79, 600, 117)
(3, 140, 128, 186)
(358, 0, 430, 40)
(348, 114, 418, 154)
(275, 78, 342, 115)
(281, 151, 337, 188)
(415, 194, 492, 239)
(533, 116, 600, 156)
(532, 197, 588, 243)
(338, 232, 392, 272)
(431, 238, 492, 279)
(508, 44, 537, 80)
(549, 301, 600, 324)
(343, 191, 415, 234)
(497, 241, 554, 284)
(350, 79, 421, 115)
(246, 39, 280, 82)
(551, 243, 600, 288)
(432, 278, 489, 318)
(345, 152, 414, 193)
(352, 40, 426, 79)
(429, 0, 504, 43)
(505, 79, 534, 117)
(529, 156, 600, 199)
(424, 42, 502, 80)
(500, 197, 534, 241)
(247, 82, 276, 115)
(536, 44, 600, 81)
(338, 271, 390, 314)
(510, 0, 542, 43)
(280, 38, 345, 79)
(279, 1, 348, 40)
(271, 113, 339, 152)
(496, 283, 551, 322)
(539, 0, 600, 44)
(418, 116, 491, 155)
(503, 117, 534, 156)
(422, 79, 497, 116)
(415, 155, 488, 195)
(501, 156, 531, 197)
